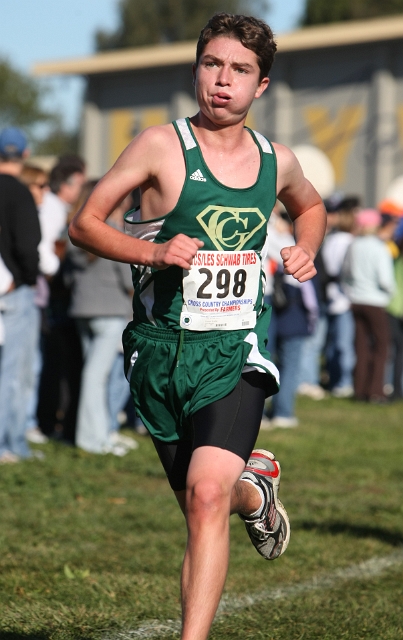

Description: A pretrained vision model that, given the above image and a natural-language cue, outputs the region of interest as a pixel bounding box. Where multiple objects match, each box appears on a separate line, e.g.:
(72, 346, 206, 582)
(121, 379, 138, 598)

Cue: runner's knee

(186, 477, 231, 520)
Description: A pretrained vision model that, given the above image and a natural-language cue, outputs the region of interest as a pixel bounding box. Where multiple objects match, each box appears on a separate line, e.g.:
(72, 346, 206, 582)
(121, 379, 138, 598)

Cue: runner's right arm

(68, 126, 203, 270)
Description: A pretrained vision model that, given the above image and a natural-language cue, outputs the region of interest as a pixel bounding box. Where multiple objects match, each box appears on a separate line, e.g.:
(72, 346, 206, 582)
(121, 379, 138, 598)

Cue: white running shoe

(260, 416, 274, 431)
(331, 386, 354, 398)
(0, 451, 20, 464)
(109, 432, 139, 450)
(270, 416, 299, 428)
(26, 427, 49, 444)
(102, 443, 130, 457)
(297, 383, 326, 400)
(239, 449, 290, 560)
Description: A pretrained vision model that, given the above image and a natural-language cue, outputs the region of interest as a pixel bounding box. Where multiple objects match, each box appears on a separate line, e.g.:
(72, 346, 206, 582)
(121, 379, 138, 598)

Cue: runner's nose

(216, 65, 231, 86)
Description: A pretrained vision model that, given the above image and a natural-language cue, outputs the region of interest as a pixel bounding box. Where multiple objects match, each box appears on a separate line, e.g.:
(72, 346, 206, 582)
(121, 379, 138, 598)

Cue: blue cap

(0, 127, 27, 158)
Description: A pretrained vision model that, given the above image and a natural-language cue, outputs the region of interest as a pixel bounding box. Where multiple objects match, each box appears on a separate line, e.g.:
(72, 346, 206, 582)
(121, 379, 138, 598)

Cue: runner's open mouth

(212, 93, 231, 105)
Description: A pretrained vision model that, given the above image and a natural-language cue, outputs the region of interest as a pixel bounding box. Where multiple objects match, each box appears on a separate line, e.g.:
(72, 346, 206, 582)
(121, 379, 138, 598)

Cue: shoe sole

(246, 449, 291, 559)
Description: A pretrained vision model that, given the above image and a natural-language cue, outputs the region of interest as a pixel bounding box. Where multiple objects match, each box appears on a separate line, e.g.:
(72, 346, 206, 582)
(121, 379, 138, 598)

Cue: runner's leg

(153, 371, 267, 516)
(182, 373, 266, 639)
(152, 373, 271, 640)
(181, 446, 248, 640)
(173, 472, 262, 518)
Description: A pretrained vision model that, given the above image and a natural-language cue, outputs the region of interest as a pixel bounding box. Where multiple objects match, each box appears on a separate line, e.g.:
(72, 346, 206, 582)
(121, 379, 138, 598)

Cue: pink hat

(355, 208, 381, 228)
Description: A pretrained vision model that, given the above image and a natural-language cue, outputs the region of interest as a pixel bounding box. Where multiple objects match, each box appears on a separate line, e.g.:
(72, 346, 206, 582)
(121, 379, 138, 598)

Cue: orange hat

(378, 199, 403, 217)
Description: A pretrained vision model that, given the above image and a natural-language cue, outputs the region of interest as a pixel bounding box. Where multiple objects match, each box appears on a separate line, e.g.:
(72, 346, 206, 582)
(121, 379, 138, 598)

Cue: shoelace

(252, 500, 278, 536)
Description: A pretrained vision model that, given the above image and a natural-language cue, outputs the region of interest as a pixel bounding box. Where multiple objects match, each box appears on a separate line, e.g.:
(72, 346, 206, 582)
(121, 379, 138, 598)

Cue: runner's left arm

(273, 143, 327, 283)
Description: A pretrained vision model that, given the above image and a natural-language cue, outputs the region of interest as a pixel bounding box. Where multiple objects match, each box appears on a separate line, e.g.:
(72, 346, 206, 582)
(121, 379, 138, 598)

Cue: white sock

(240, 478, 265, 518)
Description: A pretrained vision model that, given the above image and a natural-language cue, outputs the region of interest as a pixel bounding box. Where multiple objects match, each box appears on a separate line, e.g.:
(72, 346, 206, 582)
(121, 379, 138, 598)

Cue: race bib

(180, 250, 261, 331)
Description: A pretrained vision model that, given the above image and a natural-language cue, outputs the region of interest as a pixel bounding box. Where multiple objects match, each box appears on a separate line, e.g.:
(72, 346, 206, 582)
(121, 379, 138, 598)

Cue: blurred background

(2, 6, 403, 635)
(2, 1, 403, 459)
(2, 0, 403, 205)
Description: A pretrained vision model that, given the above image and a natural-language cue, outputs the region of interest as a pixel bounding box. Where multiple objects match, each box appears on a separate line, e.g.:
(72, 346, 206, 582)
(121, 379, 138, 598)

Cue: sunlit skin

(69, 36, 325, 283)
(68, 32, 327, 640)
(192, 36, 269, 127)
(188, 37, 269, 194)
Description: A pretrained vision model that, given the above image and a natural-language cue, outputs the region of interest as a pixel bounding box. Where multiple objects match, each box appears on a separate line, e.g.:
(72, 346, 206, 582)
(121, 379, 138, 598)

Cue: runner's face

(194, 37, 269, 125)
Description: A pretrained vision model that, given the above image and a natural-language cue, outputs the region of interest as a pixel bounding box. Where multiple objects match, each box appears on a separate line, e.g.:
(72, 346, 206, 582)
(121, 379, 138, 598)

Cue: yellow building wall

(304, 105, 365, 185)
(109, 109, 135, 167)
(108, 107, 169, 167)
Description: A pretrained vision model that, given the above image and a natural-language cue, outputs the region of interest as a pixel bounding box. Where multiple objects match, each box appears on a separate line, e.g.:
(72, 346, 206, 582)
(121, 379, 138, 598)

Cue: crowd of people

(3, 15, 400, 639)
(1, 124, 403, 463)
(262, 195, 403, 428)
(0, 126, 140, 463)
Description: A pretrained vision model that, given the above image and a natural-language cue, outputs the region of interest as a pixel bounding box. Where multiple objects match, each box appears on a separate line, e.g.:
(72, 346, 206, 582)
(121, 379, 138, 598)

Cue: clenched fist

(151, 234, 204, 270)
(280, 245, 317, 282)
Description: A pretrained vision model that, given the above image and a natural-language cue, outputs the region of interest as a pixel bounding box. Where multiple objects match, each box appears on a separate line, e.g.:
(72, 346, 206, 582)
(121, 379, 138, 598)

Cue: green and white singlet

(123, 118, 280, 441)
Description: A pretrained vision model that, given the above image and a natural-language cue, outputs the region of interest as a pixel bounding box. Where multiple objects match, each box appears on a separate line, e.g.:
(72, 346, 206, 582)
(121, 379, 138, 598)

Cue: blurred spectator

(378, 213, 401, 259)
(108, 199, 146, 440)
(386, 219, 403, 400)
(0, 127, 41, 462)
(263, 211, 318, 428)
(262, 206, 293, 301)
(297, 250, 328, 400)
(20, 164, 49, 202)
(378, 199, 403, 218)
(36, 161, 85, 443)
(0, 253, 13, 298)
(297, 194, 361, 399)
(267, 272, 318, 427)
(38, 162, 85, 276)
(19, 164, 51, 444)
(322, 209, 355, 397)
(58, 153, 86, 174)
(341, 209, 395, 402)
(68, 186, 136, 455)
(0, 253, 13, 357)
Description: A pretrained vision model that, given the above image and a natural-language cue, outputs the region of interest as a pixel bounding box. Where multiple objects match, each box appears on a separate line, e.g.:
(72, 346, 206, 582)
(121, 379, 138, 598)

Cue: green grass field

(1, 397, 402, 640)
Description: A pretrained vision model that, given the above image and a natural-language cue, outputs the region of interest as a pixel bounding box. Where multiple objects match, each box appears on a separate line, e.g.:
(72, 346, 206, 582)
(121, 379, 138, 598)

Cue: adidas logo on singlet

(190, 169, 207, 182)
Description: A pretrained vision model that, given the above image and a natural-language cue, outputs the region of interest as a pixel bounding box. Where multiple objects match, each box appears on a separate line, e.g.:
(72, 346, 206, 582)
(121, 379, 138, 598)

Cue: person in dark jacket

(0, 127, 41, 462)
(266, 271, 318, 428)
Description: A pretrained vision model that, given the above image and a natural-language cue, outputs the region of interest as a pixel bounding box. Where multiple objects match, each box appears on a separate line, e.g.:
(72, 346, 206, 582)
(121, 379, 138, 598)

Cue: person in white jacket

(0, 254, 13, 349)
(321, 210, 355, 397)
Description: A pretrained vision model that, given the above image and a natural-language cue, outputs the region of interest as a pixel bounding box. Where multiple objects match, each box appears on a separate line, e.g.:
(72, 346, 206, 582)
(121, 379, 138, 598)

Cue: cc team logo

(196, 205, 266, 251)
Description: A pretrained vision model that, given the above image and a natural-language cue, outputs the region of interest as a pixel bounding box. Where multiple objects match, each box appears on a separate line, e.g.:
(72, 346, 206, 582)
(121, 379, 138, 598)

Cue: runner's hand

(280, 245, 317, 282)
(151, 234, 204, 270)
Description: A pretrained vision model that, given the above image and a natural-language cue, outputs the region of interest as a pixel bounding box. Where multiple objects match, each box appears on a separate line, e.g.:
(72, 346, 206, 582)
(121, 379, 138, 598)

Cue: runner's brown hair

(196, 13, 277, 81)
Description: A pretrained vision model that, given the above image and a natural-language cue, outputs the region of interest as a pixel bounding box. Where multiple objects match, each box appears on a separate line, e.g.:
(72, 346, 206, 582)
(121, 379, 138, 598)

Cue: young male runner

(69, 13, 326, 640)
